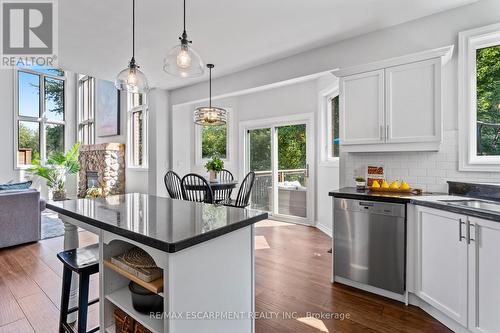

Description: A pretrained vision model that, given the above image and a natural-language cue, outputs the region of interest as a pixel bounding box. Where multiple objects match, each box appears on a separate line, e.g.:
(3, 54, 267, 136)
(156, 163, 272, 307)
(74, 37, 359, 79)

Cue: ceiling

(59, 0, 475, 90)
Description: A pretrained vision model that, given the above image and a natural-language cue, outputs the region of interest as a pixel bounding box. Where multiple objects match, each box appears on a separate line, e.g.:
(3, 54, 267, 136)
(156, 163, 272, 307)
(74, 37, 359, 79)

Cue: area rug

(41, 211, 65, 240)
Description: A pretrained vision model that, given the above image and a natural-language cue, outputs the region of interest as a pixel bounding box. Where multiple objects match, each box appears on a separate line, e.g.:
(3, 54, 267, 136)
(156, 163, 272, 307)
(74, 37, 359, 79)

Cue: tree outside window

(476, 45, 500, 156)
(201, 125, 227, 159)
(17, 66, 65, 167)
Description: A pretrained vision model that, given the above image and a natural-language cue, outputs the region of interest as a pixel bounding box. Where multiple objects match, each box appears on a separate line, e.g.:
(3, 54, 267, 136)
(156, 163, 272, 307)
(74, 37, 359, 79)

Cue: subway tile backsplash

(342, 130, 500, 193)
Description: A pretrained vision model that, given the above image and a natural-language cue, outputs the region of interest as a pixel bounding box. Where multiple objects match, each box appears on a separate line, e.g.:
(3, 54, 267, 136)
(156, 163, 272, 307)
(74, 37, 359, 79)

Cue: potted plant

(205, 156, 224, 181)
(28, 143, 80, 201)
(355, 176, 366, 190)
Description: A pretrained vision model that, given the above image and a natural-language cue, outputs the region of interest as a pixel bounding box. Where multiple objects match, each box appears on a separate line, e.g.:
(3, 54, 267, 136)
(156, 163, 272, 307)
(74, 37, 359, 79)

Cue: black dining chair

(164, 171, 183, 199)
(181, 173, 214, 204)
(214, 169, 234, 202)
(222, 171, 255, 208)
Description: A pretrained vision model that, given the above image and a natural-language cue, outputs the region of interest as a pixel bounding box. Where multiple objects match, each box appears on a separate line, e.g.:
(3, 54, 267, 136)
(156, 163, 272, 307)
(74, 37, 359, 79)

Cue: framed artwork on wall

(96, 79, 120, 137)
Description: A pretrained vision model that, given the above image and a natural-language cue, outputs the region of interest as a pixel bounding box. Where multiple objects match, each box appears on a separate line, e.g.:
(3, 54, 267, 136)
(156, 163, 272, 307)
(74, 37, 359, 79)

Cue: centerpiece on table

(28, 143, 80, 201)
(205, 156, 224, 181)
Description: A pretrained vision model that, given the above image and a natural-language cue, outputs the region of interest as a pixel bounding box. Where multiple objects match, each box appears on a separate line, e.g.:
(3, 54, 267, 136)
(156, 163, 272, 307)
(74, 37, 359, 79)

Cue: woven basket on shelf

(123, 247, 157, 269)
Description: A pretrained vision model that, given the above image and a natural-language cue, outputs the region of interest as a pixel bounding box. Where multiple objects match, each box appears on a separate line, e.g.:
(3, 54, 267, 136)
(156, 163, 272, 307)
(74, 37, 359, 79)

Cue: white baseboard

(315, 220, 332, 237)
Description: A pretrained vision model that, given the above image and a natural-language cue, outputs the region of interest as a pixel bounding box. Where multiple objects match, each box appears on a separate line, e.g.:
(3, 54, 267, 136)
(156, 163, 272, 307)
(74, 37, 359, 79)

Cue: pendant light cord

(132, 0, 135, 60)
(183, 0, 186, 32)
(209, 66, 212, 108)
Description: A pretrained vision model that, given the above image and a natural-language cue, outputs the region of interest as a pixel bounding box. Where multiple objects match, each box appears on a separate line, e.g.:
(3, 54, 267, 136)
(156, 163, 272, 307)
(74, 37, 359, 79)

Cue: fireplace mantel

(78, 143, 125, 197)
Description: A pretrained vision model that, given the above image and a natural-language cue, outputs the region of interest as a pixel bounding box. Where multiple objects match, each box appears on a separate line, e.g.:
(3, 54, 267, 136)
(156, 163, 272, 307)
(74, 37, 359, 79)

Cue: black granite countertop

(329, 186, 500, 223)
(47, 193, 268, 253)
(409, 199, 500, 222)
(328, 187, 432, 204)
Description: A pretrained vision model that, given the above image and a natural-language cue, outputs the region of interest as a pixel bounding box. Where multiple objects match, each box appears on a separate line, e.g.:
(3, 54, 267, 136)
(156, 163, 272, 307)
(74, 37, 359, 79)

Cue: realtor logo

(1, 0, 58, 68)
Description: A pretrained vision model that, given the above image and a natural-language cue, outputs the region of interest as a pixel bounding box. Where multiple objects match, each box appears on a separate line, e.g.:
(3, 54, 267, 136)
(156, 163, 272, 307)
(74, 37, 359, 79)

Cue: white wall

(171, 75, 340, 230)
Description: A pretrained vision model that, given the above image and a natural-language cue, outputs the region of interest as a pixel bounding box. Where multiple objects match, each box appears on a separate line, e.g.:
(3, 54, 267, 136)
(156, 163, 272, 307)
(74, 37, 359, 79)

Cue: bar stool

(57, 243, 100, 333)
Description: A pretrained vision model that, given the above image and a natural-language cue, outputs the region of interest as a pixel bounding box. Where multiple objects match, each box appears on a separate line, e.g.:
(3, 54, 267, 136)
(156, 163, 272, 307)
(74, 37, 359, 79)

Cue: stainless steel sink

(439, 199, 500, 213)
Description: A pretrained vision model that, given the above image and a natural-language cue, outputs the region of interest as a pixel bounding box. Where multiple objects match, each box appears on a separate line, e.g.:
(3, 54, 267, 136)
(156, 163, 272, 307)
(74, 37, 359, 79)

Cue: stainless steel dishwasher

(333, 198, 405, 295)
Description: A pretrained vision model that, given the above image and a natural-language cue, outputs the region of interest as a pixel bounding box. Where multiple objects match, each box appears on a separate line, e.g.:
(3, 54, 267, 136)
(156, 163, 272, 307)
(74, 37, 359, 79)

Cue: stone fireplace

(78, 143, 125, 197)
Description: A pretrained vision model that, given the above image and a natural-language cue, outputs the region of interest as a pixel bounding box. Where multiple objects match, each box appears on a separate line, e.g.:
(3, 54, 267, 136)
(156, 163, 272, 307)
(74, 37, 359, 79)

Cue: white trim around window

(127, 93, 149, 170)
(458, 23, 500, 171)
(194, 108, 233, 166)
(318, 85, 339, 167)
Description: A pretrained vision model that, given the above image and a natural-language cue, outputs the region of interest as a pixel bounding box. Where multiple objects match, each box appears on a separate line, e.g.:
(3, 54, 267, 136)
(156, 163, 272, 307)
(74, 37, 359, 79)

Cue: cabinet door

(416, 207, 468, 326)
(340, 70, 384, 145)
(468, 217, 500, 333)
(385, 58, 441, 143)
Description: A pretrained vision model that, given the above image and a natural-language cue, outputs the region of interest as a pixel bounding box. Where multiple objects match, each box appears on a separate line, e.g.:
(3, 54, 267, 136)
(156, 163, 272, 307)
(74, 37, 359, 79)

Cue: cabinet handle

(466, 219, 475, 244)
(459, 219, 466, 242)
(386, 124, 390, 140)
(380, 125, 383, 140)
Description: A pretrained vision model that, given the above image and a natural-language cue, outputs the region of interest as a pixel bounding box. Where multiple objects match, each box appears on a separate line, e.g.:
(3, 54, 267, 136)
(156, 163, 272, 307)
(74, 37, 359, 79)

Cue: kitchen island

(47, 193, 267, 333)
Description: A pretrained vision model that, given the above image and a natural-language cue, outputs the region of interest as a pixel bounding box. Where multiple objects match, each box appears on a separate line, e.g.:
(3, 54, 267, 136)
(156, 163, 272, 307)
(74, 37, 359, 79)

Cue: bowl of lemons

(370, 179, 411, 193)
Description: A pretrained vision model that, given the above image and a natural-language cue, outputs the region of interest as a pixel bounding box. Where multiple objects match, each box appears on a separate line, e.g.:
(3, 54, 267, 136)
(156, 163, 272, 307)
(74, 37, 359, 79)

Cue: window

(459, 24, 500, 171)
(329, 95, 340, 158)
(319, 86, 340, 165)
(16, 66, 65, 167)
(127, 92, 148, 168)
(202, 125, 227, 159)
(78, 75, 95, 145)
(195, 110, 230, 165)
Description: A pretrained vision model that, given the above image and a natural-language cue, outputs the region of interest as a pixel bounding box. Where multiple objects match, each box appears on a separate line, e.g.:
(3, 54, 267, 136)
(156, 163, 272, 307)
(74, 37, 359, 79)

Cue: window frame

(319, 85, 340, 167)
(127, 92, 149, 169)
(14, 67, 66, 169)
(195, 108, 232, 166)
(77, 75, 95, 145)
(458, 23, 500, 172)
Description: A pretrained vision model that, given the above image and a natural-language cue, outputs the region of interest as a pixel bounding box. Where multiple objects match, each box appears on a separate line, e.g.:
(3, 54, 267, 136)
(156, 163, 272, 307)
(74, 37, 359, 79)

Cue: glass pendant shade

(194, 106, 227, 125)
(115, 61, 149, 93)
(163, 43, 204, 78)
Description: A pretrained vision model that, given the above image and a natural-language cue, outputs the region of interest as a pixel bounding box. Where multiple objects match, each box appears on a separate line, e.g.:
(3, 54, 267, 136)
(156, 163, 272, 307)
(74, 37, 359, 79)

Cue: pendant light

(194, 64, 227, 126)
(115, 0, 149, 93)
(163, 0, 204, 78)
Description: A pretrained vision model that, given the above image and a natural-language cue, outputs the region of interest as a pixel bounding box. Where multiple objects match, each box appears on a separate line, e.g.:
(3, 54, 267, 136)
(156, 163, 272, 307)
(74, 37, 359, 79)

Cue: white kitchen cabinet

(385, 58, 441, 144)
(339, 69, 384, 145)
(416, 207, 468, 326)
(335, 46, 453, 152)
(468, 217, 500, 333)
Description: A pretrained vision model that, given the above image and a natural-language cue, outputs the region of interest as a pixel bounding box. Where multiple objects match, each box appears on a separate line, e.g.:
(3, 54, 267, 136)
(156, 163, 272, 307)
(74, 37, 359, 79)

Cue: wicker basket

(134, 322, 152, 333)
(114, 307, 134, 333)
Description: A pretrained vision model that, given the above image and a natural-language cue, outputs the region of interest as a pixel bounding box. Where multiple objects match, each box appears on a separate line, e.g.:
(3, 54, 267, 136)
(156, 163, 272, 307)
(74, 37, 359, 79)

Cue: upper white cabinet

(336, 46, 452, 152)
(385, 58, 441, 144)
(340, 70, 384, 145)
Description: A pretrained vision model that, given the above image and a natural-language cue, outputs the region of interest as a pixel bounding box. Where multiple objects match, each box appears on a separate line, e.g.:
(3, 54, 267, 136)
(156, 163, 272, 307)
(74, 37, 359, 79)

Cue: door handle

(380, 125, 384, 140)
(459, 219, 466, 242)
(386, 124, 390, 141)
(466, 219, 475, 244)
(305, 164, 309, 178)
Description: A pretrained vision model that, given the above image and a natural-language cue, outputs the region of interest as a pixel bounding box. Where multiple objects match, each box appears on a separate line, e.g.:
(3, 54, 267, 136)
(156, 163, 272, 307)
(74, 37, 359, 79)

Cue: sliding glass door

(246, 121, 311, 224)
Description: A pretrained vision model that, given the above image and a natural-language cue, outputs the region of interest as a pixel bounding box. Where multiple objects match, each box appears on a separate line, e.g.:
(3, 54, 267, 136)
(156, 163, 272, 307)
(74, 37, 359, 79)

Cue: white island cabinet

(46, 193, 268, 333)
(336, 45, 452, 152)
(411, 204, 500, 333)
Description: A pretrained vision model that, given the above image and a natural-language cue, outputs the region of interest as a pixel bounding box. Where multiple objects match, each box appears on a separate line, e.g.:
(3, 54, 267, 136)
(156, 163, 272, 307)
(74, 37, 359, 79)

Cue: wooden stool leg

(59, 267, 72, 333)
(77, 273, 90, 333)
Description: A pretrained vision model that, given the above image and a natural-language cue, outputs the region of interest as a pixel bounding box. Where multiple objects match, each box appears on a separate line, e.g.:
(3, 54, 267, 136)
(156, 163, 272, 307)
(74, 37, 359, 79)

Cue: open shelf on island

(104, 259, 164, 294)
(106, 287, 164, 333)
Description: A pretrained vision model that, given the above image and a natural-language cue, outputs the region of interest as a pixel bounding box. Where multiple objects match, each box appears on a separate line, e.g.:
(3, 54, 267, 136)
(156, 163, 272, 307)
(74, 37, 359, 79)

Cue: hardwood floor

(0, 221, 450, 333)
